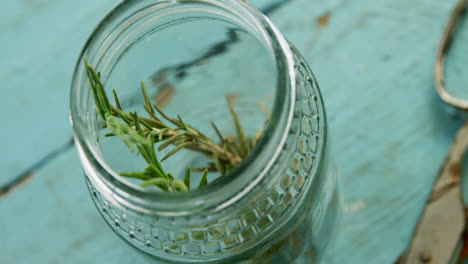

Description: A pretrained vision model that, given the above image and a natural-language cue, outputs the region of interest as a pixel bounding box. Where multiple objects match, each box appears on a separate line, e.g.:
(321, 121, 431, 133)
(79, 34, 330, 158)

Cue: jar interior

(91, 3, 279, 187)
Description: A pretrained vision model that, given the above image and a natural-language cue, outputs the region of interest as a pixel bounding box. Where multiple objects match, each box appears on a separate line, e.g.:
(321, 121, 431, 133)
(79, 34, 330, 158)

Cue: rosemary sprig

(227, 96, 249, 158)
(84, 59, 267, 192)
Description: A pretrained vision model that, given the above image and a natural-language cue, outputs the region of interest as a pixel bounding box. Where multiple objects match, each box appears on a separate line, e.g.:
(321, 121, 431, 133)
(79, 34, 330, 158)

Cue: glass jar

(70, 0, 340, 263)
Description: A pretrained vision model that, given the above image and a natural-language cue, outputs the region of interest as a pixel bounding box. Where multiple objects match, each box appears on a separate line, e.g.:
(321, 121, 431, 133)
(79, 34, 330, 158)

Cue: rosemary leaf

(252, 126, 265, 147)
(213, 154, 224, 176)
(224, 138, 240, 157)
(252, 102, 270, 147)
(153, 103, 179, 126)
(112, 89, 122, 110)
(146, 136, 166, 177)
(132, 111, 142, 132)
(138, 117, 153, 130)
(84, 60, 106, 121)
(191, 165, 217, 172)
(158, 128, 170, 142)
(88, 66, 111, 115)
(119, 171, 151, 181)
(144, 164, 166, 179)
(171, 179, 188, 192)
(143, 104, 163, 124)
(161, 141, 194, 162)
(197, 169, 209, 188)
(106, 115, 134, 151)
(211, 121, 225, 144)
(258, 102, 271, 122)
(158, 133, 185, 151)
(140, 81, 155, 114)
(135, 144, 152, 165)
(167, 173, 175, 181)
(111, 107, 132, 125)
(140, 178, 170, 187)
(177, 115, 189, 131)
(184, 166, 191, 190)
(226, 96, 248, 158)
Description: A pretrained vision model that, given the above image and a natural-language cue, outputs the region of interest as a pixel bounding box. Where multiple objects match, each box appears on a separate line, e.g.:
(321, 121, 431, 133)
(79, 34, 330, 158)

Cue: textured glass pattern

(84, 46, 338, 263)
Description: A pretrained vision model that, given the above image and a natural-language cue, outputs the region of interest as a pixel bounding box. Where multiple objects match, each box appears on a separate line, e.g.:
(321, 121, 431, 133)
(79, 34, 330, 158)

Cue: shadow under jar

(70, 1, 340, 263)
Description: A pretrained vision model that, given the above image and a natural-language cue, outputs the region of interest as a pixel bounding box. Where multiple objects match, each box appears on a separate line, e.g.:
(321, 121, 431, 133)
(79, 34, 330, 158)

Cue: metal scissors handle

(402, 0, 468, 263)
(434, 0, 468, 111)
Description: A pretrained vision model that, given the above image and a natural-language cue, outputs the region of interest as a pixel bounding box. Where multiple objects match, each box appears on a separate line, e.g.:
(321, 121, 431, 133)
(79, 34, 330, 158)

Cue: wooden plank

(0, 0, 119, 186)
(0, 148, 138, 264)
(0, 0, 288, 187)
(265, 0, 467, 262)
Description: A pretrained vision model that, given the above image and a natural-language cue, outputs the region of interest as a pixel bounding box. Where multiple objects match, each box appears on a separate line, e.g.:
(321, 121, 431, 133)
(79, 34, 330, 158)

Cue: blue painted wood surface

(1, 0, 468, 263)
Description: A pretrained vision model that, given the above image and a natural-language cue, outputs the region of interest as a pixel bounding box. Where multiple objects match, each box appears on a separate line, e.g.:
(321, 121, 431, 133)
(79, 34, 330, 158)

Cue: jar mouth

(70, 0, 296, 214)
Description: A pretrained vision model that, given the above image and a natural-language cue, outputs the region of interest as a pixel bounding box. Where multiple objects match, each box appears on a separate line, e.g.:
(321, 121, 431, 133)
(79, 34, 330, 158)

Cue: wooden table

(1, 0, 467, 263)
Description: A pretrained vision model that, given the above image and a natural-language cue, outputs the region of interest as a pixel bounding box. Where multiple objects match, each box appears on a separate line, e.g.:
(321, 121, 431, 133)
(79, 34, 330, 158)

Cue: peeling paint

(458, 208, 468, 263)
(1, 138, 74, 197)
(317, 13, 331, 27)
(394, 254, 403, 264)
(0, 171, 35, 198)
(226, 93, 241, 103)
(450, 163, 462, 180)
(343, 200, 366, 212)
(154, 84, 175, 108)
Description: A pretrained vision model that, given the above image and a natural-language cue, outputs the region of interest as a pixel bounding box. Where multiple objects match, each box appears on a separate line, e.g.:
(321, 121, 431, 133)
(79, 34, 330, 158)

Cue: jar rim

(70, 0, 296, 215)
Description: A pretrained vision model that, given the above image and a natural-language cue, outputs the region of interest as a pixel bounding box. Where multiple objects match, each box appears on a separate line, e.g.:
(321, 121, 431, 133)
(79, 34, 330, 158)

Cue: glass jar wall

(70, 1, 340, 263)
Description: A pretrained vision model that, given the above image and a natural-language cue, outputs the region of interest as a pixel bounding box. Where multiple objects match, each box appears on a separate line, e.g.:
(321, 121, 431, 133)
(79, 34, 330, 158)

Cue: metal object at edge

(403, 122, 468, 264)
(434, 0, 468, 111)
(403, 0, 468, 263)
